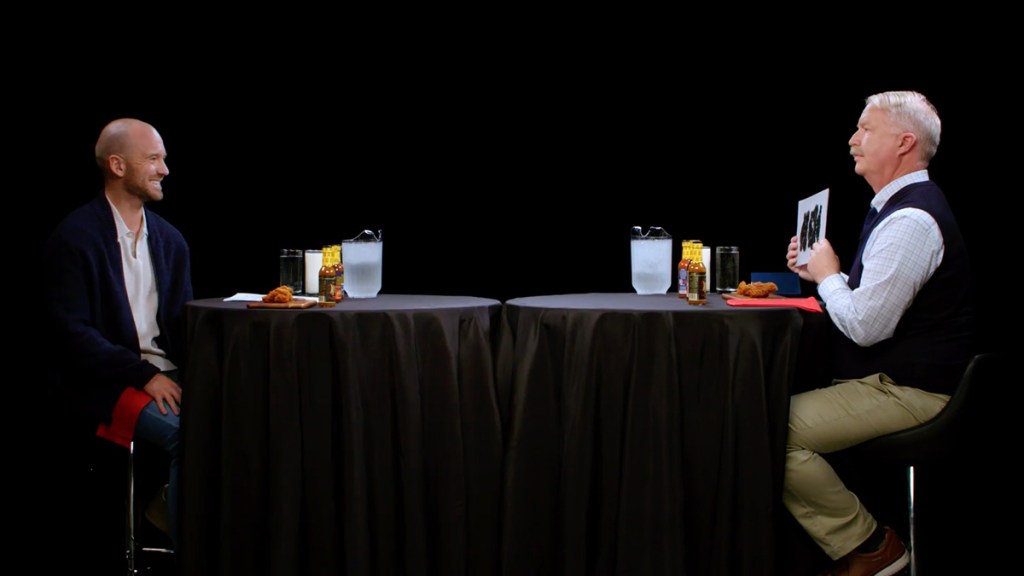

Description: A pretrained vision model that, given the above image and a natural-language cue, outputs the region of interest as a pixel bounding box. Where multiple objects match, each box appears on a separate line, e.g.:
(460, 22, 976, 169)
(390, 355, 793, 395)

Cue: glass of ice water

(630, 226, 672, 295)
(342, 230, 383, 298)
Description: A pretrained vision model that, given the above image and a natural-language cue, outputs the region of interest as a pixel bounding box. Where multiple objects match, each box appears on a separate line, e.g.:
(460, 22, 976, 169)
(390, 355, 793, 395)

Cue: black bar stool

(90, 436, 174, 574)
(125, 439, 174, 574)
(839, 353, 999, 576)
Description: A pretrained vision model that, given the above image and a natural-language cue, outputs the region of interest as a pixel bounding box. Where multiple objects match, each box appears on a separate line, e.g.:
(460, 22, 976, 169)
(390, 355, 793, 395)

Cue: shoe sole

(875, 549, 910, 576)
(144, 508, 171, 537)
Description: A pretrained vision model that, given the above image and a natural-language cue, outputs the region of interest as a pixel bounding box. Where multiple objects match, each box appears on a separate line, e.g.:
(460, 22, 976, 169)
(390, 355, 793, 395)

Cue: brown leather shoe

(144, 483, 170, 538)
(819, 526, 909, 576)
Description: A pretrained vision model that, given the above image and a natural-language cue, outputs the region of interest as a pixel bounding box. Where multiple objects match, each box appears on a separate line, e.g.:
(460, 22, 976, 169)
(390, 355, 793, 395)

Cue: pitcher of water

(342, 229, 383, 298)
(630, 226, 672, 295)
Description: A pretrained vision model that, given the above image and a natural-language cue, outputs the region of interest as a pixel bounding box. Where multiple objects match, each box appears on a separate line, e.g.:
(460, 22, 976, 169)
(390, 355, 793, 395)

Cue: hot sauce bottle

(333, 244, 344, 302)
(687, 241, 707, 305)
(319, 244, 337, 307)
(678, 240, 692, 299)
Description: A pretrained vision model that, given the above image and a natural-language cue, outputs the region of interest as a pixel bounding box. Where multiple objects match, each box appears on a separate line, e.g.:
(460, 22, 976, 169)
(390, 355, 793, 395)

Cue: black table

(182, 295, 503, 576)
(496, 293, 829, 576)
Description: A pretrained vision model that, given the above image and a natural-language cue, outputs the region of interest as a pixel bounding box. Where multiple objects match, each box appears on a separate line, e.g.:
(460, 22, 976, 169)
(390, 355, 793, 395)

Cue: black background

(29, 61, 1007, 356)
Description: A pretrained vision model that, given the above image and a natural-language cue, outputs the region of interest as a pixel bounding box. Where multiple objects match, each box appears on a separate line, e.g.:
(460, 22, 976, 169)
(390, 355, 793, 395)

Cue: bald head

(95, 118, 169, 203)
(95, 118, 161, 173)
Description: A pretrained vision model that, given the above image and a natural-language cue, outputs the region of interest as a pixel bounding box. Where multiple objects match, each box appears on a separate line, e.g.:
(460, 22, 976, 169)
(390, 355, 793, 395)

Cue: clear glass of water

(279, 249, 304, 293)
(630, 226, 672, 295)
(715, 246, 740, 293)
(342, 230, 383, 298)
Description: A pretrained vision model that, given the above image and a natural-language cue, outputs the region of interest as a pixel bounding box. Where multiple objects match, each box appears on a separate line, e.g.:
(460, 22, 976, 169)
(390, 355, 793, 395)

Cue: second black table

(497, 293, 828, 576)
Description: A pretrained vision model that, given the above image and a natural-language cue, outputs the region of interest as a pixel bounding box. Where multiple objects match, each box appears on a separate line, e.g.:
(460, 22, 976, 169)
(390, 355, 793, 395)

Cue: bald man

(45, 118, 192, 549)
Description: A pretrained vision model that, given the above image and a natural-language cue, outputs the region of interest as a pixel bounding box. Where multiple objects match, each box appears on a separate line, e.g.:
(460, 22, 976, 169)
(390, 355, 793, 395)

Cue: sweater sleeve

(46, 227, 161, 392)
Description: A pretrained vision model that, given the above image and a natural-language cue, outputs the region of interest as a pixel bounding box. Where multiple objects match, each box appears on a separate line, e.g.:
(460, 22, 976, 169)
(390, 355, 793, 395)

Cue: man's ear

(897, 132, 918, 157)
(108, 154, 126, 177)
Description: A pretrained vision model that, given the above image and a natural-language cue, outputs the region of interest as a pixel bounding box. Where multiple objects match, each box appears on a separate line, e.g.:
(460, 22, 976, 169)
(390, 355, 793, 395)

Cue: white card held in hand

(796, 188, 829, 266)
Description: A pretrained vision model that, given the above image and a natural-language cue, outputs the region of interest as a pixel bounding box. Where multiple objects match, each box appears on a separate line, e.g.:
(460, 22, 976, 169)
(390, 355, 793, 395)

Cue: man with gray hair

(785, 91, 974, 575)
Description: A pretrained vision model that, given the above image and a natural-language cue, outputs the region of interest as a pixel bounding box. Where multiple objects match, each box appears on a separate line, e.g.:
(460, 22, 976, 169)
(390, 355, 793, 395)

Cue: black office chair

(841, 353, 999, 576)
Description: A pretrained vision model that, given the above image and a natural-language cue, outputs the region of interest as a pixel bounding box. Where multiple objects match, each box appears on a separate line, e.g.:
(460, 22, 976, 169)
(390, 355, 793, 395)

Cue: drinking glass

(279, 249, 303, 293)
(716, 246, 740, 293)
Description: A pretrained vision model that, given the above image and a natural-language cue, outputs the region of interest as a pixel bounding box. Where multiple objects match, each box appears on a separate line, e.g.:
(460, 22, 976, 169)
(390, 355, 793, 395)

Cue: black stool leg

(126, 440, 175, 573)
(127, 440, 137, 575)
(908, 465, 917, 576)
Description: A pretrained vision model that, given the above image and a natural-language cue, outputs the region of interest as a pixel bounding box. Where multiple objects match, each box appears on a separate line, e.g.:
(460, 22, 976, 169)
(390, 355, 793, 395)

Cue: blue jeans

(133, 378, 181, 549)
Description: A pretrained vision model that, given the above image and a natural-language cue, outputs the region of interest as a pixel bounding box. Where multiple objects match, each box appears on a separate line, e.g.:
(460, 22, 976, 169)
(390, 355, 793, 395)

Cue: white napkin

(224, 293, 316, 302)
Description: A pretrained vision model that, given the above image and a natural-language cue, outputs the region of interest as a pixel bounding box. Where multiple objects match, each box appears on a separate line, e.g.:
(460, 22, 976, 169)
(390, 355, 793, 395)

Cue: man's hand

(143, 373, 181, 416)
(787, 235, 814, 282)
(806, 239, 841, 284)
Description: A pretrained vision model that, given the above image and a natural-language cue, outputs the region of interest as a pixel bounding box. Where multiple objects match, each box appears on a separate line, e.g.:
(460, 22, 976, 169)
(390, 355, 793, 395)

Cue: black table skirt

(496, 294, 828, 576)
(182, 295, 503, 576)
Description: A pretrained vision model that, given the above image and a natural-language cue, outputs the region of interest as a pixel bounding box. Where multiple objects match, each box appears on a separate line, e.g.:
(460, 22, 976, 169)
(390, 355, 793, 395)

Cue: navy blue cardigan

(45, 194, 193, 425)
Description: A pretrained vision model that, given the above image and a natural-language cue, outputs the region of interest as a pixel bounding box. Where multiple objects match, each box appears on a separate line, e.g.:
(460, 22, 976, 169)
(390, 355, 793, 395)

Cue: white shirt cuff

(817, 273, 849, 303)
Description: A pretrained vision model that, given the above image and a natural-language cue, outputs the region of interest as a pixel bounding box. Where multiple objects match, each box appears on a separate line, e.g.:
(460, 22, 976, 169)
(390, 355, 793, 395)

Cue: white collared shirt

(107, 197, 176, 371)
(817, 170, 945, 347)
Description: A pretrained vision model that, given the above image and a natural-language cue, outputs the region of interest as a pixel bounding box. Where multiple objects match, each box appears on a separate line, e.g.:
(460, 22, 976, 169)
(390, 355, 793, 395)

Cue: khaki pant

(783, 373, 950, 559)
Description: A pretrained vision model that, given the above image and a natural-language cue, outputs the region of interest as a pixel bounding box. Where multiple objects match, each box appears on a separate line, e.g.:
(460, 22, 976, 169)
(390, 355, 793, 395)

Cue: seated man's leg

(134, 397, 180, 547)
(782, 373, 948, 559)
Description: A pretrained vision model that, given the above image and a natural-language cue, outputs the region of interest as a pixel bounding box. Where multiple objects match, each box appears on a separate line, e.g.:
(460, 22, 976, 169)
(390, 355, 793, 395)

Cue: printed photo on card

(796, 188, 829, 266)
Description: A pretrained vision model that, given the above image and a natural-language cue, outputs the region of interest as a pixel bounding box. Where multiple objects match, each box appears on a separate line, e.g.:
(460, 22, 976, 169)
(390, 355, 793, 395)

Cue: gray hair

(865, 91, 941, 163)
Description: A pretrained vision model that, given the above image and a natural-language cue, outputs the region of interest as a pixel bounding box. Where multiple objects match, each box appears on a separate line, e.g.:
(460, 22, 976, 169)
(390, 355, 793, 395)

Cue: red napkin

(724, 296, 822, 313)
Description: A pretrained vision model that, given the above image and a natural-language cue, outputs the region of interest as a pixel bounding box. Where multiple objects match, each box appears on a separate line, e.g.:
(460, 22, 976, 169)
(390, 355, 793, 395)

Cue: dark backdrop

(29, 64, 1006, 355)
